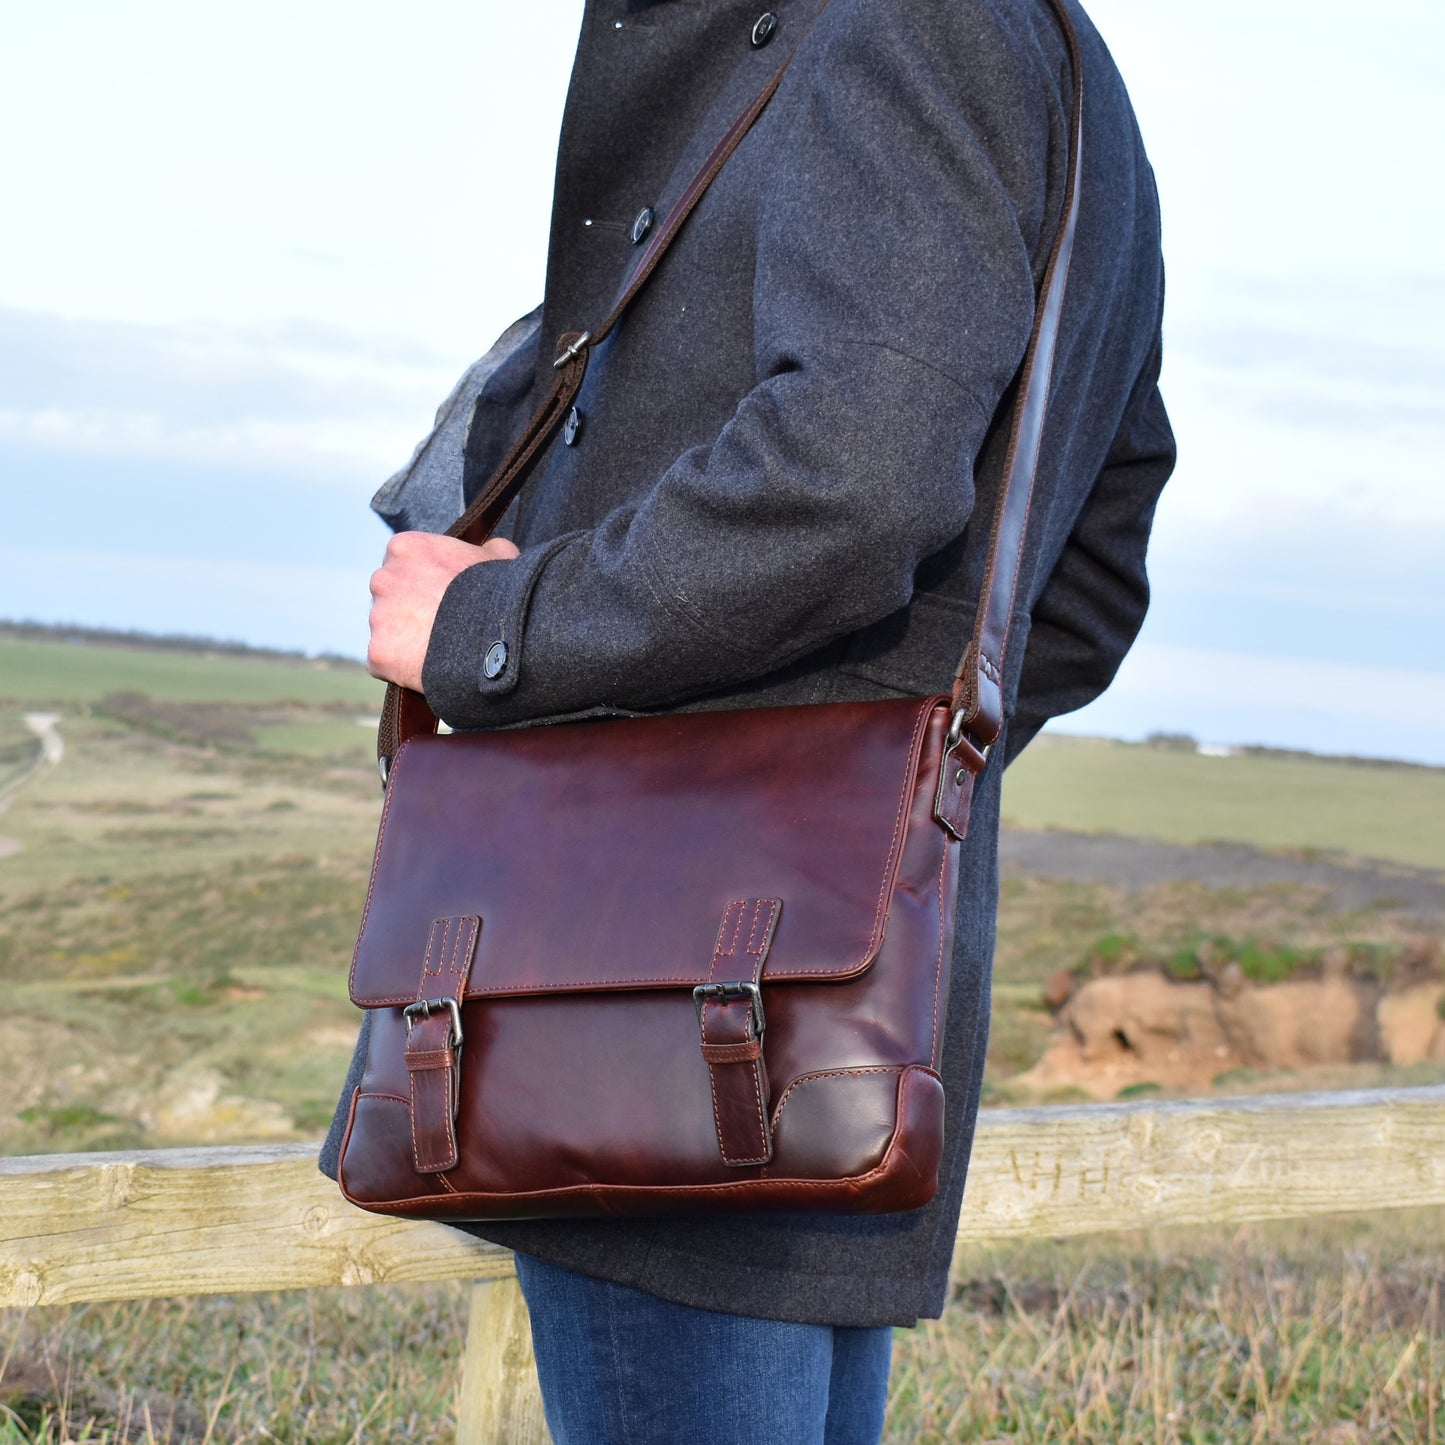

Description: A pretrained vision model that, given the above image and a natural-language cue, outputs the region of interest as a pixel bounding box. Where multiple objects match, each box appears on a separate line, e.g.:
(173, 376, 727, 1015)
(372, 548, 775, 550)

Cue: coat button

(483, 641, 508, 679)
(630, 206, 655, 245)
(563, 406, 584, 446)
(751, 12, 778, 46)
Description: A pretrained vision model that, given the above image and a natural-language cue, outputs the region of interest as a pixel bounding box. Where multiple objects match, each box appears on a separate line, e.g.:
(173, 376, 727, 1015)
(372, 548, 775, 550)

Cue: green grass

(2, 1211, 1440, 1443)
(0, 638, 1442, 1438)
(1, 640, 1437, 1146)
(1002, 733, 1445, 871)
(0, 637, 383, 707)
(0, 695, 381, 1156)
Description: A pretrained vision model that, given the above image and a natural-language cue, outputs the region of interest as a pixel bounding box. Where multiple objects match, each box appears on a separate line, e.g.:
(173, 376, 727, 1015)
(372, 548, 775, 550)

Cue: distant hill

(1005, 731, 1445, 872)
(0, 619, 364, 668)
(0, 624, 380, 708)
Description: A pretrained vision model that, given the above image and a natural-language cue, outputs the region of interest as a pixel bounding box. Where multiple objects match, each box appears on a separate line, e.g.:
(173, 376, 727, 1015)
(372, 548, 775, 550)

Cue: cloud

(1157, 272, 1445, 525)
(0, 307, 467, 483)
(1052, 641, 1445, 766)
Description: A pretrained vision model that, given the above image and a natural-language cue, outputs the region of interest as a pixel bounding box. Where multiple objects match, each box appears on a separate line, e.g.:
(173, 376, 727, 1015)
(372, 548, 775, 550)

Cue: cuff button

(483, 641, 508, 679)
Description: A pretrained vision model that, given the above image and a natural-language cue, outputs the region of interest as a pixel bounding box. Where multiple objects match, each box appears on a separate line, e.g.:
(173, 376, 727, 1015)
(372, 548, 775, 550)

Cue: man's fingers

(367, 531, 520, 692)
(479, 537, 521, 562)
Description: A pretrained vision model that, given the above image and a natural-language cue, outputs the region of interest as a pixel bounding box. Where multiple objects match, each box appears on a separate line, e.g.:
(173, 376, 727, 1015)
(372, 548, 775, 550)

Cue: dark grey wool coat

(322, 0, 1174, 1328)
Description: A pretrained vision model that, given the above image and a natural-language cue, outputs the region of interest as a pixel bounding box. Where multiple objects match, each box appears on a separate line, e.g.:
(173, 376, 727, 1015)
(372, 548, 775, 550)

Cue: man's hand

(367, 532, 521, 692)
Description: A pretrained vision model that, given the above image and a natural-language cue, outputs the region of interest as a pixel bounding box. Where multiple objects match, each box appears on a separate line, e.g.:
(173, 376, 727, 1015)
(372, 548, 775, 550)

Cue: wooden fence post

(456, 1276, 550, 1445)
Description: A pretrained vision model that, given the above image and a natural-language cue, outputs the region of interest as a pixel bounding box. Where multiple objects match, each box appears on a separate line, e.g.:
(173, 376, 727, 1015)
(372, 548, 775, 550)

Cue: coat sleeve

(1004, 329, 1175, 765)
(421, 4, 1059, 728)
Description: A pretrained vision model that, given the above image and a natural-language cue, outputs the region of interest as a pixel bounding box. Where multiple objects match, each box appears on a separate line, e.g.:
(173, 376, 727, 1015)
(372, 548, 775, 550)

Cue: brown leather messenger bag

(336, 0, 1085, 1221)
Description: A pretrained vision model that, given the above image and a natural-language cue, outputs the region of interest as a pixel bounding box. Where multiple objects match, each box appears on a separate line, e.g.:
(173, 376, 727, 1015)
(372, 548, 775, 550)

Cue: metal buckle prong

(692, 981, 766, 1039)
(552, 331, 591, 369)
(944, 708, 991, 775)
(403, 996, 464, 1048)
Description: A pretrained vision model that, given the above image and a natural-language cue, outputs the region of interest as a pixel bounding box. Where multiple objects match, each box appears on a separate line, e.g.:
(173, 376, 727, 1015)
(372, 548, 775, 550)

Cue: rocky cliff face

(1019, 964, 1445, 1098)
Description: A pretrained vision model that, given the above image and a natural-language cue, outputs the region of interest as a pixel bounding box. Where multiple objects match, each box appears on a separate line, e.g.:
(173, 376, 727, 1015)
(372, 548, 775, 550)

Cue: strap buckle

(944, 709, 991, 774)
(404, 996, 464, 1048)
(552, 331, 591, 369)
(692, 981, 765, 1039)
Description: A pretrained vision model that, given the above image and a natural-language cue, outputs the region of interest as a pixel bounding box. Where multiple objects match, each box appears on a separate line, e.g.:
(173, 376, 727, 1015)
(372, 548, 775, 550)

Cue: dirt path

(22, 712, 64, 765)
(1000, 826, 1445, 924)
(0, 713, 65, 857)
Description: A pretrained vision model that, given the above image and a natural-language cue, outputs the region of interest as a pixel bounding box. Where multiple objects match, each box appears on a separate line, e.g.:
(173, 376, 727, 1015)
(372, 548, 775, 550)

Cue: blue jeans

(514, 1252, 894, 1445)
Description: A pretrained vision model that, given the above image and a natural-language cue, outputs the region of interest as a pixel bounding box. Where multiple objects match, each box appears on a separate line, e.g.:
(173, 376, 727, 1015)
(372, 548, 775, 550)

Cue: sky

(1, 0, 1441, 763)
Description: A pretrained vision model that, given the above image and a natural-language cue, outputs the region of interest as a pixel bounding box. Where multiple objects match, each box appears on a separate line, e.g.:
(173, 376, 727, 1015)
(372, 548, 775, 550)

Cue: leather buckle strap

(696, 899, 781, 1166)
(693, 981, 765, 1040)
(934, 711, 990, 842)
(404, 915, 480, 1174)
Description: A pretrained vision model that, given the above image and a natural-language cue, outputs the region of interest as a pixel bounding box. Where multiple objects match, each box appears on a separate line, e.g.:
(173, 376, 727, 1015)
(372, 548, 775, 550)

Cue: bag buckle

(553, 331, 591, 369)
(404, 996, 464, 1048)
(944, 708, 991, 773)
(692, 981, 765, 1039)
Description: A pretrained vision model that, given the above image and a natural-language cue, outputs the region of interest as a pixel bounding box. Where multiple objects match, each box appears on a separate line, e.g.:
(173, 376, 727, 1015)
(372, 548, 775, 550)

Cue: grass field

(0, 637, 383, 708)
(1003, 732, 1445, 872)
(2, 1209, 1440, 1443)
(1, 639, 1441, 1441)
(0, 641, 1440, 1144)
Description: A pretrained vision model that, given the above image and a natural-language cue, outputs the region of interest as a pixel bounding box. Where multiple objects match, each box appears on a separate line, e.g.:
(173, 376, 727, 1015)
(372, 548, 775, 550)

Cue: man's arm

(373, 4, 1057, 723)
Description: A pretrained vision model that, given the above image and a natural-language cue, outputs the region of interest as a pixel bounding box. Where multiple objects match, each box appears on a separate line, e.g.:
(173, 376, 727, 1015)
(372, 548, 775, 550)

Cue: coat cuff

(421, 532, 583, 726)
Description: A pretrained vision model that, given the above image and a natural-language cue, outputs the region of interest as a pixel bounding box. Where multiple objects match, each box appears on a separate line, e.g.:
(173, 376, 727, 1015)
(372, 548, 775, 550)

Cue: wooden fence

(4, 1086, 1444, 1444)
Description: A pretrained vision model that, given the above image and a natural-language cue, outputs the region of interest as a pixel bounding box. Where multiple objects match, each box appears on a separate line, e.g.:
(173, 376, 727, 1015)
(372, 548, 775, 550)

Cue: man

(323, 0, 1173, 1437)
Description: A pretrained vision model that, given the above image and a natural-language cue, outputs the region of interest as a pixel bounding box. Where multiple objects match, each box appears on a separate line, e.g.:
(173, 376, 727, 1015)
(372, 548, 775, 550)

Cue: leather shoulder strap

(949, 0, 1084, 765)
(380, 0, 1084, 773)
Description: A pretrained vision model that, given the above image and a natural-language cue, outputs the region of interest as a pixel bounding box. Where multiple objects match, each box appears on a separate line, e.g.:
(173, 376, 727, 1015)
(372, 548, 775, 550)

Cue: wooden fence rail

(4, 1087, 1444, 1443)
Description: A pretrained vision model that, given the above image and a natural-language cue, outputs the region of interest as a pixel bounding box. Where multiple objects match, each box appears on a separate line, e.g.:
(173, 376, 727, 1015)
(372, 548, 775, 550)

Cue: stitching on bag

(700, 1041, 762, 1063)
(716, 700, 932, 983)
(718, 1040, 770, 1166)
(408, 1056, 455, 1172)
(405, 1049, 454, 1070)
(359, 956, 878, 1005)
(420, 918, 441, 984)
(705, 898, 772, 1165)
(354, 1091, 410, 1106)
(349, 739, 410, 998)
(740, 1056, 770, 1164)
(358, 1068, 943, 1213)
(769, 1065, 905, 1128)
(407, 1067, 424, 1172)
(863, 701, 930, 966)
(352, 708, 936, 1005)
(736, 901, 775, 1162)
(447, 917, 474, 985)
(746, 898, 776, 956)
(930, 847, 948, 1066)
(716, 899, 745, 961)
(701, 905, 737, 1161)
(703, 1039, 729, 1163)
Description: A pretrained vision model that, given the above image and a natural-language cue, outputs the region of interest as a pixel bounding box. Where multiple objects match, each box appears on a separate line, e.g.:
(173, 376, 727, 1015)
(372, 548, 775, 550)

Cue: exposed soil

(1019, 968, 1445, 1099)
(1001, 827, 1445, 1096)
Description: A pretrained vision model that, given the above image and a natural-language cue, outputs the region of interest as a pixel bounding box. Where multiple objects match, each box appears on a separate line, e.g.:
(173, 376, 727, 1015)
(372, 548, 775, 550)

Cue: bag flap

(350, 695, 948, 1007)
